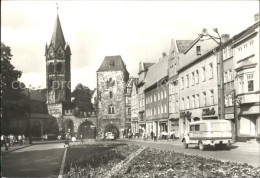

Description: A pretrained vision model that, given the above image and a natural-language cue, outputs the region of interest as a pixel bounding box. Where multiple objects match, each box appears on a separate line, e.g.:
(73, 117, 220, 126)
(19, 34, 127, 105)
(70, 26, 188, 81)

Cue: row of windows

(146, 105, 167, 116)
(180, 63, 213, 89)
(237, 40, 254, 61)
(181, 90, 214, 110)
(225, 94, 234, 107)
(238, 73, 255, 94)
(146, 90, 167, 104)
(223, 45, 233, 60)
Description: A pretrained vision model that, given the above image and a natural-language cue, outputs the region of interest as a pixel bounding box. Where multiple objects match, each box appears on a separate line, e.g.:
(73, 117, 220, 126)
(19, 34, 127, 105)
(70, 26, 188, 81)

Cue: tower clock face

(49, 51, 54, 57)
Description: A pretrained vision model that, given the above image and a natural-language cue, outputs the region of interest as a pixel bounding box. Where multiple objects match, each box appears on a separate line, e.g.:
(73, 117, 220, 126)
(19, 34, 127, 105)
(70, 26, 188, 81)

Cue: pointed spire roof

(51, 14, 66, 49)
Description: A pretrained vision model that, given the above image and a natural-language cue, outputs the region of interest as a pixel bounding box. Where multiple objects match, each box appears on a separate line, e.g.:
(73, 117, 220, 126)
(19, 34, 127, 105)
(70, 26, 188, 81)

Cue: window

(142, 98, 144, 107)
(225, 95, 228, 106)
(161, 91, 164, 99)
(190, 125, 195, 131)
(57, 62, 62, 73)
(247, 74, 254, 92)
(48, 62, 54, 74)
(182, 98, 185, 110)
(176, 100, 179, 112)
(210, 90, 214, 105)
(238, 75, 244, 94)
(191, 72, 195, 86)
(195, 125, 200, 131)
(154, 108, 157, 115)
(128, 108, 131, 114)
(224, 71, 228, 83)
(203, 92, 206, 106)
(164, 90, 167, 98)
(223, 48, 227, 60)
(192, 95, 195, 108)
(227, 69, 232, 81)
(158, 106, 161, 114)
(161, 106, 163, 114)
(181, 77, 184, 89)
(196, 46, 201, 55)
(172, 101, 176, 113)
(109, 91, 113, 98)
(202, 67, 206, 81)
(186, 75, 189, 88)
(108, 104, 115, 114)
(154, 94, 157, 102)
(164, 105, 167, 113)
(196, 94, 200, 107)
(237, 47, 242, 60)
(229, 94, 234, 106)
(186, 96, 190, 109)
(249, 40, 254, 55)
(209, 63, 213, 79)
(195, 70, 199, 84)
(227, 46, 233, 58)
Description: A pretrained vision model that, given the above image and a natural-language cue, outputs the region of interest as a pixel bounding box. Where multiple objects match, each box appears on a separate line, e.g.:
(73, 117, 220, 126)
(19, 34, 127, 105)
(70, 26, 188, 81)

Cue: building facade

(168, 39, 193, 138)
(131, 79, 139, 135)
(125, 77, 136, 133)
(145, 53, 169, 138)
(178, 35, 219, 137)
(97, 55, 129, 139)
(233, 18, 260, 141)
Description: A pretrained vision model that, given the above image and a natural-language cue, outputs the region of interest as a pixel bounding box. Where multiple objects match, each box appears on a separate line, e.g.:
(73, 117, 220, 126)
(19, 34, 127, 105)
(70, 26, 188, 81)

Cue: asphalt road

(1, 143, 65, 177)
(121, 139, 260, 167)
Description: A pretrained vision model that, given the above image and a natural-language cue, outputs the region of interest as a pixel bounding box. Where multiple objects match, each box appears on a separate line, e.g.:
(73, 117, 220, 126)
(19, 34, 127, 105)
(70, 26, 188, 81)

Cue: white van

(182, 120, 234, 151)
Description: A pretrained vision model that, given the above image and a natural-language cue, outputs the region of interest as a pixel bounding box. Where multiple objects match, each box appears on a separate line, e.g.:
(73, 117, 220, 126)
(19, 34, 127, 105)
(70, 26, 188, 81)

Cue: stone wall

(97, 71, 126, 138)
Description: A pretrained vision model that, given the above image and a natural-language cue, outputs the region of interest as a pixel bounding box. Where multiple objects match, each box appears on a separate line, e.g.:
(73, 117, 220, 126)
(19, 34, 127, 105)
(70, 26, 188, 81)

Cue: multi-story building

(130, 78, 139, 135)
(125, 77, 136, 132)
(97, 55, 129, 139)
(178, 35, 219, 137)
(233, 15, 260, 141)
(145, 53, 169, 137)
(168, 39, 193, 138)
(136, 61, 154, 136)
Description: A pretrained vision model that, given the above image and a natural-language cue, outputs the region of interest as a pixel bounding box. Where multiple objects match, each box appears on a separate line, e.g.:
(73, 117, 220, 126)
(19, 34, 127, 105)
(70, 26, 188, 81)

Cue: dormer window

(196, 46, 201, 56)
(109, 60, 114, 68)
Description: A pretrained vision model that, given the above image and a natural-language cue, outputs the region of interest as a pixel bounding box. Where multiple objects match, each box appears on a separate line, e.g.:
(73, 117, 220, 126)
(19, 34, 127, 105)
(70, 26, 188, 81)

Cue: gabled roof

(145, 56, 168, 89)
(97, 55, 128, 72)
(139, 61, 155, 73)
(51, 14, 66, 50)
(176, 40, 194, 53)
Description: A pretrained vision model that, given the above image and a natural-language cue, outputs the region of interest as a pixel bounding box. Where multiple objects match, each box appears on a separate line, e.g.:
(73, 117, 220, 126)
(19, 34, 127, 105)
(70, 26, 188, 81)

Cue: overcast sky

(1, 1, 259, 90)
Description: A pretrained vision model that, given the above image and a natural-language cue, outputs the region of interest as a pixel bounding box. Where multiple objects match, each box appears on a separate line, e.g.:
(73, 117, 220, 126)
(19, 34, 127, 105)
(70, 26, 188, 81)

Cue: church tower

(45, 13, 71, 104)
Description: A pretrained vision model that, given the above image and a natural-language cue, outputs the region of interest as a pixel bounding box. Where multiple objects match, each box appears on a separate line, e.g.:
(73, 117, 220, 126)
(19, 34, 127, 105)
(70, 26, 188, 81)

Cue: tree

(1, 43, 28, 133)
(71, 83, 94, 117)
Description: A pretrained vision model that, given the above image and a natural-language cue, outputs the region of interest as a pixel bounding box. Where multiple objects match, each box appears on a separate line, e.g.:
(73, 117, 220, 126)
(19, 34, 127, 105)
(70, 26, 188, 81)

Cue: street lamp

(200, 28, 224, 120)
(28, 85, 33, 144)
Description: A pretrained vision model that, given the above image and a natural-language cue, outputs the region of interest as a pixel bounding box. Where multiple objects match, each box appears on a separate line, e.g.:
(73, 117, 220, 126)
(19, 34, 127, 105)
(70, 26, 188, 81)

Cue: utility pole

(28, 86, 33, 144)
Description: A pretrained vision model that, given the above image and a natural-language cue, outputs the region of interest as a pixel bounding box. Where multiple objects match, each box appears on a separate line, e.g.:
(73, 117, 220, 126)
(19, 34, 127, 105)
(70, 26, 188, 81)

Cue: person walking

(10, 134, 14, 147)
(1, 135, 8, 151)
(150, 131, 154, 140)
(18, 134, 22, 145)
(22, 134, 26, 145)
(64, 133, 70, 148)
(6, 135, 11, 150)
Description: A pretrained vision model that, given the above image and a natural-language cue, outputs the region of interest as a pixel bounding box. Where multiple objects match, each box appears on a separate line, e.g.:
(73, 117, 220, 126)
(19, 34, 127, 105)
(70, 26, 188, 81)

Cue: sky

(1, 0, 259, 90)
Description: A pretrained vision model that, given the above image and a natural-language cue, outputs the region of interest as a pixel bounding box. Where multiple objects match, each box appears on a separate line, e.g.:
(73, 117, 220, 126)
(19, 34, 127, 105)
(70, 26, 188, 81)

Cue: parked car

(182, 120, 234, 151)
(105, 132, 115, 140)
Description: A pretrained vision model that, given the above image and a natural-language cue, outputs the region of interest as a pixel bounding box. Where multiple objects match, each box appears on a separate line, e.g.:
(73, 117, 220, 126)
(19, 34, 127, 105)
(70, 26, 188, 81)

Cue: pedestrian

(170, 130, 174, 140)
(10, 134, 15, 147)
(172, 130, 176, 140)
(150, 131, 154, 140)
(6, 135, 11, 150)
(80, 134, 83, 144)
(18, 134, 22, 145)
(22, 134, 26, 144)
(1, 135, 8, 151)
(64, 133, 70, 148)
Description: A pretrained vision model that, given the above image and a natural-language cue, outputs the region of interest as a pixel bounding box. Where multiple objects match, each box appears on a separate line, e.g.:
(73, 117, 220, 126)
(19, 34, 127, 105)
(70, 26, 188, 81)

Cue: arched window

(108, 104, 115, 114)
(48, 62, 54, 74)
(57, 62, 62, 73)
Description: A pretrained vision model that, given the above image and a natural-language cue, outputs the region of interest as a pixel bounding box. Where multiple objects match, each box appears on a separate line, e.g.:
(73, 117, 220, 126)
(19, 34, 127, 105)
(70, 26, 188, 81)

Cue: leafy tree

(71, 83, 94, 117)
(1, 43, 28, 133)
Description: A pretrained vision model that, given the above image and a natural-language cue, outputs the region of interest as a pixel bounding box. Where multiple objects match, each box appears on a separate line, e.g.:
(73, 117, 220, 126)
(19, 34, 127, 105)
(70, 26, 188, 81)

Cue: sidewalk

(1, 144, 32, 154)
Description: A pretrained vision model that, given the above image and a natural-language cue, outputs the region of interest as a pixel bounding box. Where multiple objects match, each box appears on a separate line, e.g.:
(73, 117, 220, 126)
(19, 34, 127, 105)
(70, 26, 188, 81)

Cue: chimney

(221, 34, 230, 43)
(254, 13, 259, 22)
(162, 52, 167, 58)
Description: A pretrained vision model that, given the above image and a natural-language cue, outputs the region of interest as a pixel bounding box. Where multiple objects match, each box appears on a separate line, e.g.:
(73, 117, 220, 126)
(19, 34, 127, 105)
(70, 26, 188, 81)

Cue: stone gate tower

(97, 56, 129, 138)
(45, 13, 71, 132)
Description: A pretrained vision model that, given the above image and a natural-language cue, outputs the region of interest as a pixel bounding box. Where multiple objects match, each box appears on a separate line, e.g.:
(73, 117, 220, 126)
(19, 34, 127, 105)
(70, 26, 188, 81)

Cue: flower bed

(64, 143, 140, 177)
(115, 148, 260, 178)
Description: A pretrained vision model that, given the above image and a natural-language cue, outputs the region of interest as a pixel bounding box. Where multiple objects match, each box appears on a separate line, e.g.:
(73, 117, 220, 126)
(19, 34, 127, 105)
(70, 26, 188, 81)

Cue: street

(121, 139, 260, 167)
(1, 143, 65, 177)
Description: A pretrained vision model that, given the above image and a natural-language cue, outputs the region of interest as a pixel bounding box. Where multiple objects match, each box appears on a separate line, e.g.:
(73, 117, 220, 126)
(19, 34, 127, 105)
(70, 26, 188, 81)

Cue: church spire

(50, 11, 66, 49)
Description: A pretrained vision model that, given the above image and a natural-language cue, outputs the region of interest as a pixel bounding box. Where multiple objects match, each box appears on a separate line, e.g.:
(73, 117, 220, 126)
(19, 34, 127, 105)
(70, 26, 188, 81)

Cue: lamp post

(28, 85, 33, 144)
(200, 28, 224, 120)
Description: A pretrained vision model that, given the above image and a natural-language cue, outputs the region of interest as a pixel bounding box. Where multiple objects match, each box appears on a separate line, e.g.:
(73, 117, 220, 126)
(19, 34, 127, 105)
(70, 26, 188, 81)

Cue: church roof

(97, 55, 128, 72)
(51, 14, 66, 49)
